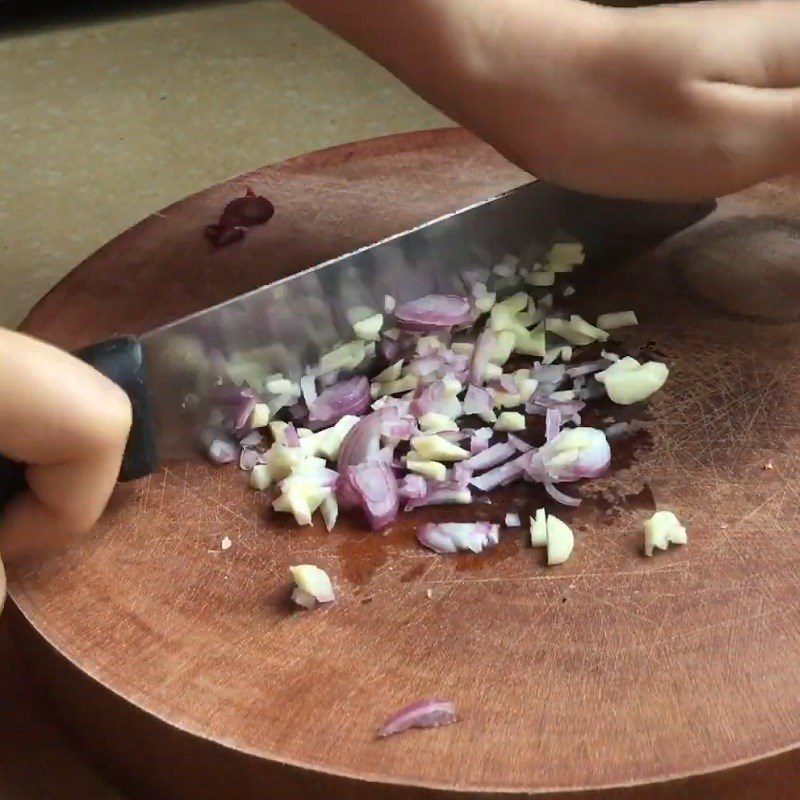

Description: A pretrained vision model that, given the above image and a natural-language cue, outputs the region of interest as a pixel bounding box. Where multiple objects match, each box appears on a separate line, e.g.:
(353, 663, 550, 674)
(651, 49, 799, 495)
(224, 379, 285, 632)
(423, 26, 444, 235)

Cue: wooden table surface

(6, 129, 800, 799)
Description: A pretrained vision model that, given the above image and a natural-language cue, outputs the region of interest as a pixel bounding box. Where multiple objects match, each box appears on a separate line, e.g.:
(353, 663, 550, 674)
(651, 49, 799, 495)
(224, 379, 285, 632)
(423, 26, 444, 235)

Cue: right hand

(456, 0, 800, 200)
(292, 0, 800, 201)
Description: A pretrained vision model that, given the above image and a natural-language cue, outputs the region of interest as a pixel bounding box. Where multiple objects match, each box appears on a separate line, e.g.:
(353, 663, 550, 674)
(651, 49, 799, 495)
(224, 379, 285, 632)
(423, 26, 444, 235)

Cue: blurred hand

(0, 329, 131, 604)
(292, 0, 800, 200)
(460, 0, 800, 200)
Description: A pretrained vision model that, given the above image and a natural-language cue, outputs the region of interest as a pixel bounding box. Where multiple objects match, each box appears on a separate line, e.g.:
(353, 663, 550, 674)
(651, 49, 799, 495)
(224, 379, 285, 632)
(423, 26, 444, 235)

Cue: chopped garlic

(269, 420, 288, 443)
(595, 357, 669, 405)
(497, 291, 529, 315)
(547, 242, 584, 267)
(440, 375, 461, 399)
(484, 363, 503, 380)
(513, 324, 547, 357)
(371, 374, 419, 398)
(516, 303, 540, 328)
(416, 335, 444, 355)
(250, 402, 271, 429)
(249, 463, 272, 491)
(405, 455, 447, 482)
(318, 341, 366, 374)
(273, 486, 320, 526)
(374, 359, 403, 383)
(526, 270, 555, 287)
(451, 342, 474, 356)
(290, 564, 335, 605)
(221, 536, 232, 551)
(505, 513, 521, 527)
(495, 411, 526, 432)
(312, 415, 360, 460)
(546, 515, 574, 565)
(569, 315, 609, 342)
(475, 292, 497, 313)
(517, 378, 538, 402)
(273, 470, 332, 525)
(547, 316, 606, 346)
(530, 508, 547, 547)
(266, 377, 299, 395)
(563, 284, 575, 297)
(493, 261, 516, 278)
(492, 392, 522, 409)
(597, 311, 638, 330)
(543, 347, 562, 365)
(384, 294, 396, 313)
(268, 443, 306, 480)
(419, 412, 458, 433)
(411, 434, 469, 462)
(643, 511, 687, 557)
(561, 346, 573, 362)
(490, 330, 516, 365)
(600, 350, 620, 362)
(550, 389, 576, 402)
(320, 494, 338, 532)
(353, 313, 384, 341)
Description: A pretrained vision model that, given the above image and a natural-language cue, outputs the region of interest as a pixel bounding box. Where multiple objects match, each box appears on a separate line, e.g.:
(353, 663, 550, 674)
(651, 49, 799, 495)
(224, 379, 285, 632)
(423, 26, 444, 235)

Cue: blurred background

(0, 0, 447, 329)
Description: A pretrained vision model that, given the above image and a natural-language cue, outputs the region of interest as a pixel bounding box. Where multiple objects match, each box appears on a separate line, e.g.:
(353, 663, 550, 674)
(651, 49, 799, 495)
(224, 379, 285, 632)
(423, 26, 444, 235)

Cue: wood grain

(6, 129, 800, 799)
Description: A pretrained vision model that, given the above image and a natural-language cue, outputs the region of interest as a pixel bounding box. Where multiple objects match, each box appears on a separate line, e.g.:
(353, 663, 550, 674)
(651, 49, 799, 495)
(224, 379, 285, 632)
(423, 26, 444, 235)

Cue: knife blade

(0, 180, 714, 511)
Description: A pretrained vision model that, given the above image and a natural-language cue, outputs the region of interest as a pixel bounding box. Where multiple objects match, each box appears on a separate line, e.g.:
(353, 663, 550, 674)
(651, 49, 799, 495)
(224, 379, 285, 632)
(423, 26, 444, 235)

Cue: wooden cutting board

(7, 129, 800, 799)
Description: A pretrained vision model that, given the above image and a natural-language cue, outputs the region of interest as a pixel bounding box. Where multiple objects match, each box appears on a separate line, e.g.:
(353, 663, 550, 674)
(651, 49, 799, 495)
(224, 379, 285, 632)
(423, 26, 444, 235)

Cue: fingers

(690, 78, 800, 192)
(0, 329, 131, 554)
(675, 1, 800, 89)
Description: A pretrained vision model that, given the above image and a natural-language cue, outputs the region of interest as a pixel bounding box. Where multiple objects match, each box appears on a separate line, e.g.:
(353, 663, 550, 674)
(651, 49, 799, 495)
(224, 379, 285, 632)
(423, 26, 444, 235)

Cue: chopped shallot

(308, 376, 370, 430)
(463, 442, 517, 472)
(416, 522, 500, 554)
(405, 482, 472, 510)
(378, 698, 458, 738)
(394, 295, 472, 332)
(207, 438, 238, 465)
(205, 188, 274, 248)
(203, 234, 676, 577)
(399, 473, 427, 499)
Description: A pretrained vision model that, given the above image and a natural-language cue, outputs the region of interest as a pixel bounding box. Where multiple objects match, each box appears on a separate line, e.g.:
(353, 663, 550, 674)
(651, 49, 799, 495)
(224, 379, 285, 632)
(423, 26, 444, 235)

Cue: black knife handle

(0, 336, 158, 515)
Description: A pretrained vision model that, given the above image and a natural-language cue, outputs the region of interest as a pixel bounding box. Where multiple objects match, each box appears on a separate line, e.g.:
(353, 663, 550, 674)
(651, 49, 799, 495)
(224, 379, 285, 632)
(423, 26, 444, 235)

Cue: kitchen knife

(0, 181, 714, 511)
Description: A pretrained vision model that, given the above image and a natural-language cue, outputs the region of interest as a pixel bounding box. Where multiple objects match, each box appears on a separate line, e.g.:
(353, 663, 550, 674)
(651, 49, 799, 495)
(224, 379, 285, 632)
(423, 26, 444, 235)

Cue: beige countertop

(0, 1, 445, 796)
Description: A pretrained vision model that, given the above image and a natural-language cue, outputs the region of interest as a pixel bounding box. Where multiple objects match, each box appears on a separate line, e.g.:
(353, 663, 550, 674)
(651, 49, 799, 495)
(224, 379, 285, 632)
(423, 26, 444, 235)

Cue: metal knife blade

(140, 181, 714, 463)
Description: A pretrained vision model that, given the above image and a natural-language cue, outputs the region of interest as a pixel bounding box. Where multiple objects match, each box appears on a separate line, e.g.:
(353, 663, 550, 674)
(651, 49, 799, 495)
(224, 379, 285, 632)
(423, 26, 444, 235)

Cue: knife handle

(0, 336, 158, 515)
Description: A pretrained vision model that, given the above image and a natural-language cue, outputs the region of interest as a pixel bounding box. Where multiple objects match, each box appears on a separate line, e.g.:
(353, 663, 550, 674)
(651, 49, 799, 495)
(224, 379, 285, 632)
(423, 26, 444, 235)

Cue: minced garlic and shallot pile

(202, 241, 687, 614)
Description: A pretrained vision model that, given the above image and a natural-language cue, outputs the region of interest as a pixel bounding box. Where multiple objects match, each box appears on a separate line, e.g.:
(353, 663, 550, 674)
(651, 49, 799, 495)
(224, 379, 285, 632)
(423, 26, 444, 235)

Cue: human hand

(292, 0, 800, 201)
(0, 329, 131, 605)
(458, 0, 800, 200)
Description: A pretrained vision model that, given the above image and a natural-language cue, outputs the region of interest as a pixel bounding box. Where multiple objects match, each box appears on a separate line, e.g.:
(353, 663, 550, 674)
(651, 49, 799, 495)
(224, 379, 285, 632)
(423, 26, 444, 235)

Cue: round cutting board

(8, 129, 800, 799)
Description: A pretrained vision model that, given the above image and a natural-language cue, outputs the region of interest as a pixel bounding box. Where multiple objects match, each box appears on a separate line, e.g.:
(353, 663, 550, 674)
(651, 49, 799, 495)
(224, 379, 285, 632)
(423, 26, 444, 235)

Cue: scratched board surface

(8, 130, 800, 799)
